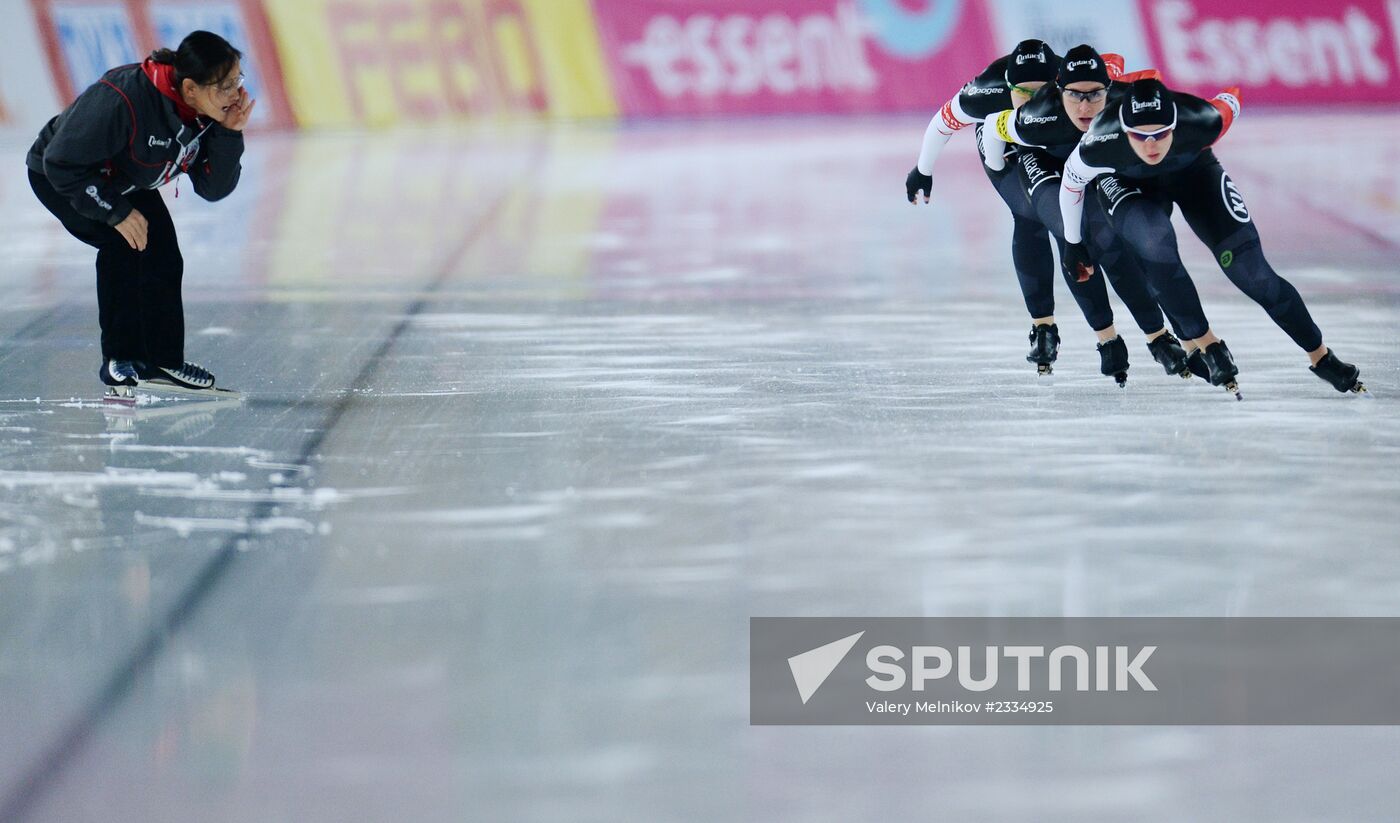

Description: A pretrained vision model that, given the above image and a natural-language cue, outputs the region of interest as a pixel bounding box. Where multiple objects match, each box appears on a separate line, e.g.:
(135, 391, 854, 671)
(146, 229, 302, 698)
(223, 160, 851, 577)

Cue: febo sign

(1138, 0, 1400, 104)
(591, 0, 996, 115)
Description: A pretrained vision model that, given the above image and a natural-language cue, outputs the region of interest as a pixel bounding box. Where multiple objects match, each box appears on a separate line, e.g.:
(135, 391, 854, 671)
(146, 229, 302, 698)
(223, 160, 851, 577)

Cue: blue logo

(856, 0, 964, 59)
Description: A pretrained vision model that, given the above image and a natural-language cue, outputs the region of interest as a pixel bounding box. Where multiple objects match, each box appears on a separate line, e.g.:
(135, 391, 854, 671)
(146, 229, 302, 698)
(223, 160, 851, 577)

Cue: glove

(906, 167, 933, 203)
(1064, 241, 1096, 282)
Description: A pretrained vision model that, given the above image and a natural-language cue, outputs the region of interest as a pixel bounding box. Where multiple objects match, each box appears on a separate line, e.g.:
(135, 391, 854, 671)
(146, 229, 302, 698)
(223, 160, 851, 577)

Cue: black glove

(1063, 241, 1096, 282)
(906, 166, 933, 203)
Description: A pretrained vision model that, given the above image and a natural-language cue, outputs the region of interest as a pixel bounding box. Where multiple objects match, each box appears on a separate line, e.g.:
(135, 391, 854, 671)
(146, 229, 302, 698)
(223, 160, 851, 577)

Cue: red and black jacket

(26, 58, 244, 226)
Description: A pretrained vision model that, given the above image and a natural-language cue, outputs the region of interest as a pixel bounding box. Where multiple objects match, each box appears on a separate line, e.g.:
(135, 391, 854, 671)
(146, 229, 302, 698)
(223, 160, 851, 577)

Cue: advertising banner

(591, 0, 998, 116)
(261, 0, 616, 128)
(29, 0, 294, 127)
(1137, 0, 1400, 104)
(983, 0, 1155, 73)
(0, 3, 61, 127)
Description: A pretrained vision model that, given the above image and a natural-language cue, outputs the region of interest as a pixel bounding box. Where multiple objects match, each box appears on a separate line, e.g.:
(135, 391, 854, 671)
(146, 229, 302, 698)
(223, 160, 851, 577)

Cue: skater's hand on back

(222, 88, 257, 132)
(114, 209, 148, 252)
(1064, 241, 1096, 282)
(906, 167, 933, 204)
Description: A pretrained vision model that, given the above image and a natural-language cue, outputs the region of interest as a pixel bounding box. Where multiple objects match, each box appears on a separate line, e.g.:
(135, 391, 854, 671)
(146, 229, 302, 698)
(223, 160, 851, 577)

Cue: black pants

(29, 168, 185, 366)
(1096, 151, 1323, 351)
(978, 132, 1165, 335)
(1017, 151, 1171, 336)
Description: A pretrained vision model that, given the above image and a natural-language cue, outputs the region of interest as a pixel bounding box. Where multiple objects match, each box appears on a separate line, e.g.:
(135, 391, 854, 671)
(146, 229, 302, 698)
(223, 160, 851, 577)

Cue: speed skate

(103, 381, 242, 404)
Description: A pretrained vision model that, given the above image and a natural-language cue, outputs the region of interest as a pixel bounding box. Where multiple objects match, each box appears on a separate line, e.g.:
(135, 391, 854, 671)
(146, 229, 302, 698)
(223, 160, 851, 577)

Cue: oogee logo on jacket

(963, 83, 1001, 96)
(84, 185, 112, 210)
(1022, 113, 1058, 124)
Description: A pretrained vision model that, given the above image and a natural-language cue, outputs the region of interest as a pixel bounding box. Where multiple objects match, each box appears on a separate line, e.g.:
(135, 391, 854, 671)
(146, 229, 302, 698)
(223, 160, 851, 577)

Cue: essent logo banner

(591, 0, 996, 115)
(1138, 0, 1400, 104)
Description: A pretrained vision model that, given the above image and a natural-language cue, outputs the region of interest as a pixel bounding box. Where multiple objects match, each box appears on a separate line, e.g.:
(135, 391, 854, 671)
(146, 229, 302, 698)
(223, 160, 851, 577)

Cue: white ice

(1, 112, 1399, 822)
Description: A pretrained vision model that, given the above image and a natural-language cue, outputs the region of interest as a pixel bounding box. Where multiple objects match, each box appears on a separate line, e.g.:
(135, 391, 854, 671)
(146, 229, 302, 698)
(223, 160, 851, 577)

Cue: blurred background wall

(3, 0, 1398, 130)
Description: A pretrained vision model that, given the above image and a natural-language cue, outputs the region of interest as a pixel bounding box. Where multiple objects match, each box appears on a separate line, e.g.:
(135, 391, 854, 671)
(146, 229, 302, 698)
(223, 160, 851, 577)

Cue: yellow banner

(261, 0, 616, 127)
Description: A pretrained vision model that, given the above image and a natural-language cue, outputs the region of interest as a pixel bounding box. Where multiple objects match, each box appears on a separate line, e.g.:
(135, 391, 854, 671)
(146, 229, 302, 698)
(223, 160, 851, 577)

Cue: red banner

(590, 0, 996, 116)
(1138, 0, 1400, 104)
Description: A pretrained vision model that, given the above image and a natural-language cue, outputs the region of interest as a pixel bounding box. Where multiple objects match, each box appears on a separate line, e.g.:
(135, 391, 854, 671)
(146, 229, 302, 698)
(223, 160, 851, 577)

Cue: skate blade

(138, 380, 242, 401)
(1224, 381, 1242, 401)
(1035, 364, 1054, 376)
(1350, 381, 1370, 396)
(103, 386, 136, 406)
(1113, 372, 1127, 387)
(112, 397, 240, 420)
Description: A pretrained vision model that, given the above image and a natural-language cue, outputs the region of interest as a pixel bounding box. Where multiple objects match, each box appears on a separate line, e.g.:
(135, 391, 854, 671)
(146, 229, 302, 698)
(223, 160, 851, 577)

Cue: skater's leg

(1021, 152, 1117, 338)
(982, 155, 1057, 324)
(1010, 215, 1055, 322)
(979, 153, 1061, 371)
(1100, 189, 1215, 346)
(1085, 177, 1178, 339)
(28, 169, 144, 361)
(95, 246, 144, 361)
(1172, 153, 1324, 356)
(1053, 232, 1119, 340)
(129, 190, 185, 368)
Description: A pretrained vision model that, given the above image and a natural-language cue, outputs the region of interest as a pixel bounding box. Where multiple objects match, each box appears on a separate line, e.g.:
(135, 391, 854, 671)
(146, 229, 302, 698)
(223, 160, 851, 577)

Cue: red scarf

(142, 57, 201, 125)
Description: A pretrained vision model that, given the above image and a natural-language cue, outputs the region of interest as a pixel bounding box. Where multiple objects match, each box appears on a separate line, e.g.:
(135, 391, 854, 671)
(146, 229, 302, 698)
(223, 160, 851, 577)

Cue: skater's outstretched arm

(41, 84, 136, 226)
(1059, 145, 1115, 280)
(1059, 145, 1113, 244)
(918, 96, 980, 174)
(908, 50, 1040, 203)
(907, 94, 979, 202)
(977, 104, 1053, 171)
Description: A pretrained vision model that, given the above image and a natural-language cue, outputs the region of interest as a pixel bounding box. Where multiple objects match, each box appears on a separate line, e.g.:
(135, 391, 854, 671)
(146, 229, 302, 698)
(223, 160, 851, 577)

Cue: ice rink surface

(1, 112, 1398, 821)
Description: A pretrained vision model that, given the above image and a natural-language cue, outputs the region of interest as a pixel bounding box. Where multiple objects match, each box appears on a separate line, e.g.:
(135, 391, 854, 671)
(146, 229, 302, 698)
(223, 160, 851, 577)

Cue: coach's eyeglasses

(208, 73, 246, 97)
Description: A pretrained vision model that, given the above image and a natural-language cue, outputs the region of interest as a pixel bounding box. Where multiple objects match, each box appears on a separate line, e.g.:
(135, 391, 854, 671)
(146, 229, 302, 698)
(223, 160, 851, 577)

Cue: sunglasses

(1125, 124, 1174, 142)
(1008, 81, 1040, 96)
(1119, 100, 1178, 142)
(1062, 87, 1108, 103)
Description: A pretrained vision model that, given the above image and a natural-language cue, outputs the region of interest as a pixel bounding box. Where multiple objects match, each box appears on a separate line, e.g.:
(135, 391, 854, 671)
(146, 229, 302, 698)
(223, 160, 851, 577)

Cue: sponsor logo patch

(1097, 175, 1141, 215)
(147, 136, 171, 148)
(1219, 250, 1234, 268)
(1021, 113, 1057, 125)
(1131, 93, 1162, 114)
(1220, 173, 1250, 222)
(1019, 152, 1060, 194)
(84, 185, 112, 210)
